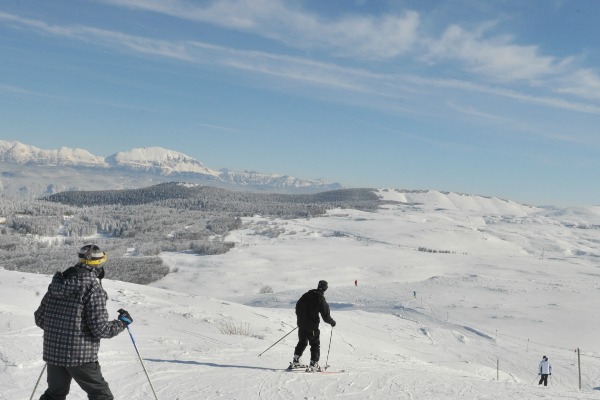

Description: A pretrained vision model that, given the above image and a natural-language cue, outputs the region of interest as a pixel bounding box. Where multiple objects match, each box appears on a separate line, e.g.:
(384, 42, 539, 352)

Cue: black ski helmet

(318, 280, 328, 291)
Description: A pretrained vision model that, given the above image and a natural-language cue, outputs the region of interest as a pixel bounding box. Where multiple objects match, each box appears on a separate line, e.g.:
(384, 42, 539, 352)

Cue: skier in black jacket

(291, 280, 336, 371)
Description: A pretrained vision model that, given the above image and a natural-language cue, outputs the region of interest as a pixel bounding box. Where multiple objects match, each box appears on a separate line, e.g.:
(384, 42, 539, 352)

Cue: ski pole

(29, 363, 46, 400)
(259, 326, 297, 357)
(324, 328, 333, 370)
(125, 326, 159, 400)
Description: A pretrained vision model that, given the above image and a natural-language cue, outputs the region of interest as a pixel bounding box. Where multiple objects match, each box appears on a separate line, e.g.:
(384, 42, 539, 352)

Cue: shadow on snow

(145, 359, 280, 372)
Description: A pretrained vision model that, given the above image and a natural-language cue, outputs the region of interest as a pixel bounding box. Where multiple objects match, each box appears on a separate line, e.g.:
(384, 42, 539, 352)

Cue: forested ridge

(1, 183, 384, 284)
(45, 182, 381, 212)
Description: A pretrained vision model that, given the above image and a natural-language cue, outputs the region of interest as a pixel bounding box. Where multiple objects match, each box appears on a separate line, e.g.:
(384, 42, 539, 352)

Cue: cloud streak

(2, 6, 600, 142)
(97, 0, 420, 59)
(93, 1, 600, 105)
(424, 24, 571, 81)
(1, 10, 599, 119)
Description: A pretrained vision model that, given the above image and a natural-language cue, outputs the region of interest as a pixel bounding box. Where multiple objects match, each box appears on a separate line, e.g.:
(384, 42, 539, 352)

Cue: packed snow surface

(2, 189, 600, 399)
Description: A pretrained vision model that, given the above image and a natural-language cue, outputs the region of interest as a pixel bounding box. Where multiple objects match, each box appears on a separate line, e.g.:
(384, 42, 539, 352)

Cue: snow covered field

(2, 189, 600, 399)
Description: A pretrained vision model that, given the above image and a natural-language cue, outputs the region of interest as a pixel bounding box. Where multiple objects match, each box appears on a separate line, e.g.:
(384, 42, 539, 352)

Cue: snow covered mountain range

(0, 140, 341, 197)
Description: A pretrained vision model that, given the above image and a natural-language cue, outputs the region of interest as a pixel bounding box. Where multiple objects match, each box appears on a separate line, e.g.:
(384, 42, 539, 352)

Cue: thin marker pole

(578, 348, 581, 390)
(497, 358, 499, 381)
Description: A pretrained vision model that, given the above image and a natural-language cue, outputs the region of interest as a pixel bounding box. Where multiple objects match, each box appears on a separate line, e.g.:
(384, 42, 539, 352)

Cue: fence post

(578, 348, 581, 390)
(497, 358, 499, 381)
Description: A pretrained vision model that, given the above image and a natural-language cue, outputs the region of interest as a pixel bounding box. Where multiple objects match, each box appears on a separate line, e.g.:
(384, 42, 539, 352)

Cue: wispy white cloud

(84, 27, 194, 61)
(446, 101, 507, 122)
(94, 1, 600, 107)
(97, 0, 420, 59)
(0, 12, 193, 61)
(404, 75, 600, 115)
(0, 83, 35, 95)
(424, 23, 571, 81)
(0, 11, 75, 36)
(0, 76, 146, 111)
(2, 11, 600, 118)
(0, 81, 65, 100)
(553, 68, 600, 100)
(417, 21, 600, 118)
(194, 43, 388, 93)
(195, 122, 240, 134)
(418, 19, 600, 107)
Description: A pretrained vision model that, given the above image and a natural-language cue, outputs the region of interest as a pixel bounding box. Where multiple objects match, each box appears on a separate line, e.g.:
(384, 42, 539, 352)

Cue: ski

(305, 364, 344, 373)
(286, 363, 344, 373)
(305, 369, 345, 374)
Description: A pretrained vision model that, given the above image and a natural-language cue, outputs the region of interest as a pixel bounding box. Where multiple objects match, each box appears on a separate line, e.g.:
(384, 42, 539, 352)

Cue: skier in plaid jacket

(34, 244, 133, 400)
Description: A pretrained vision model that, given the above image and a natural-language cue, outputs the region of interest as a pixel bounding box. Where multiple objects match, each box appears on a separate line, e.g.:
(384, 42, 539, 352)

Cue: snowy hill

(106, 147, 220, 177)
(379, 188, 534, 214)
(0, 140, 342, 196)
(0, 140, 106, 167)
(219, 168, 338, 189)
(2, 190, 600, 399)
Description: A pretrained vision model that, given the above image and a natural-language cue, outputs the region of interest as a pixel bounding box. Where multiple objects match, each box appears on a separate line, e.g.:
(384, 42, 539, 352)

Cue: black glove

(330, 319, 336, 327)
(118, 309, 133, 326)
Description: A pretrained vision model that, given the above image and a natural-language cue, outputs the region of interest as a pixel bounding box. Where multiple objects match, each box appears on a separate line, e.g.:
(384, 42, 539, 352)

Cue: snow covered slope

(106, 147, 220, 177)
(0, 140, 106, 167)
(2, 191, 600, 399)
(218, 169, 339, 189)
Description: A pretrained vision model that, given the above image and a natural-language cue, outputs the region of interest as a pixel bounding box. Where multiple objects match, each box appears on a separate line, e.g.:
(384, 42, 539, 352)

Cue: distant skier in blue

(538, 355, 552, 386)
(291, 280, 336, 372)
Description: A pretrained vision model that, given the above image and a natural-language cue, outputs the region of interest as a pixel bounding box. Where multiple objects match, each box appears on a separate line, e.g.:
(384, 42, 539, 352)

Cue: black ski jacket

(295, 289, 335, 331)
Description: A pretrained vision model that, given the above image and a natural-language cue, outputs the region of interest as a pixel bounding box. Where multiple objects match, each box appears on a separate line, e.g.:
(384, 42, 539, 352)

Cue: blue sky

(1, 0, 599, 206)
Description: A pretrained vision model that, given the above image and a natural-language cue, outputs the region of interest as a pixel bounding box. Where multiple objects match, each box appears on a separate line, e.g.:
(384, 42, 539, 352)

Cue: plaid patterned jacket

(34, 264, 126, 366)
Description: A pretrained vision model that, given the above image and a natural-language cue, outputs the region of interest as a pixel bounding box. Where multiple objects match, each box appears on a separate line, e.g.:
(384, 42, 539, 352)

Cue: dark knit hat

(78, 244, 107, 266)
(318, 280, 328, 291)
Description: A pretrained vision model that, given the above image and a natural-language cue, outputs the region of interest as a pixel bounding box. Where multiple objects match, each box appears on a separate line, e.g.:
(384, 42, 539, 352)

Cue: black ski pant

(539, 374, 549, 386)
(294, 327, 320, 362)
(40, 362, 114, 400)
